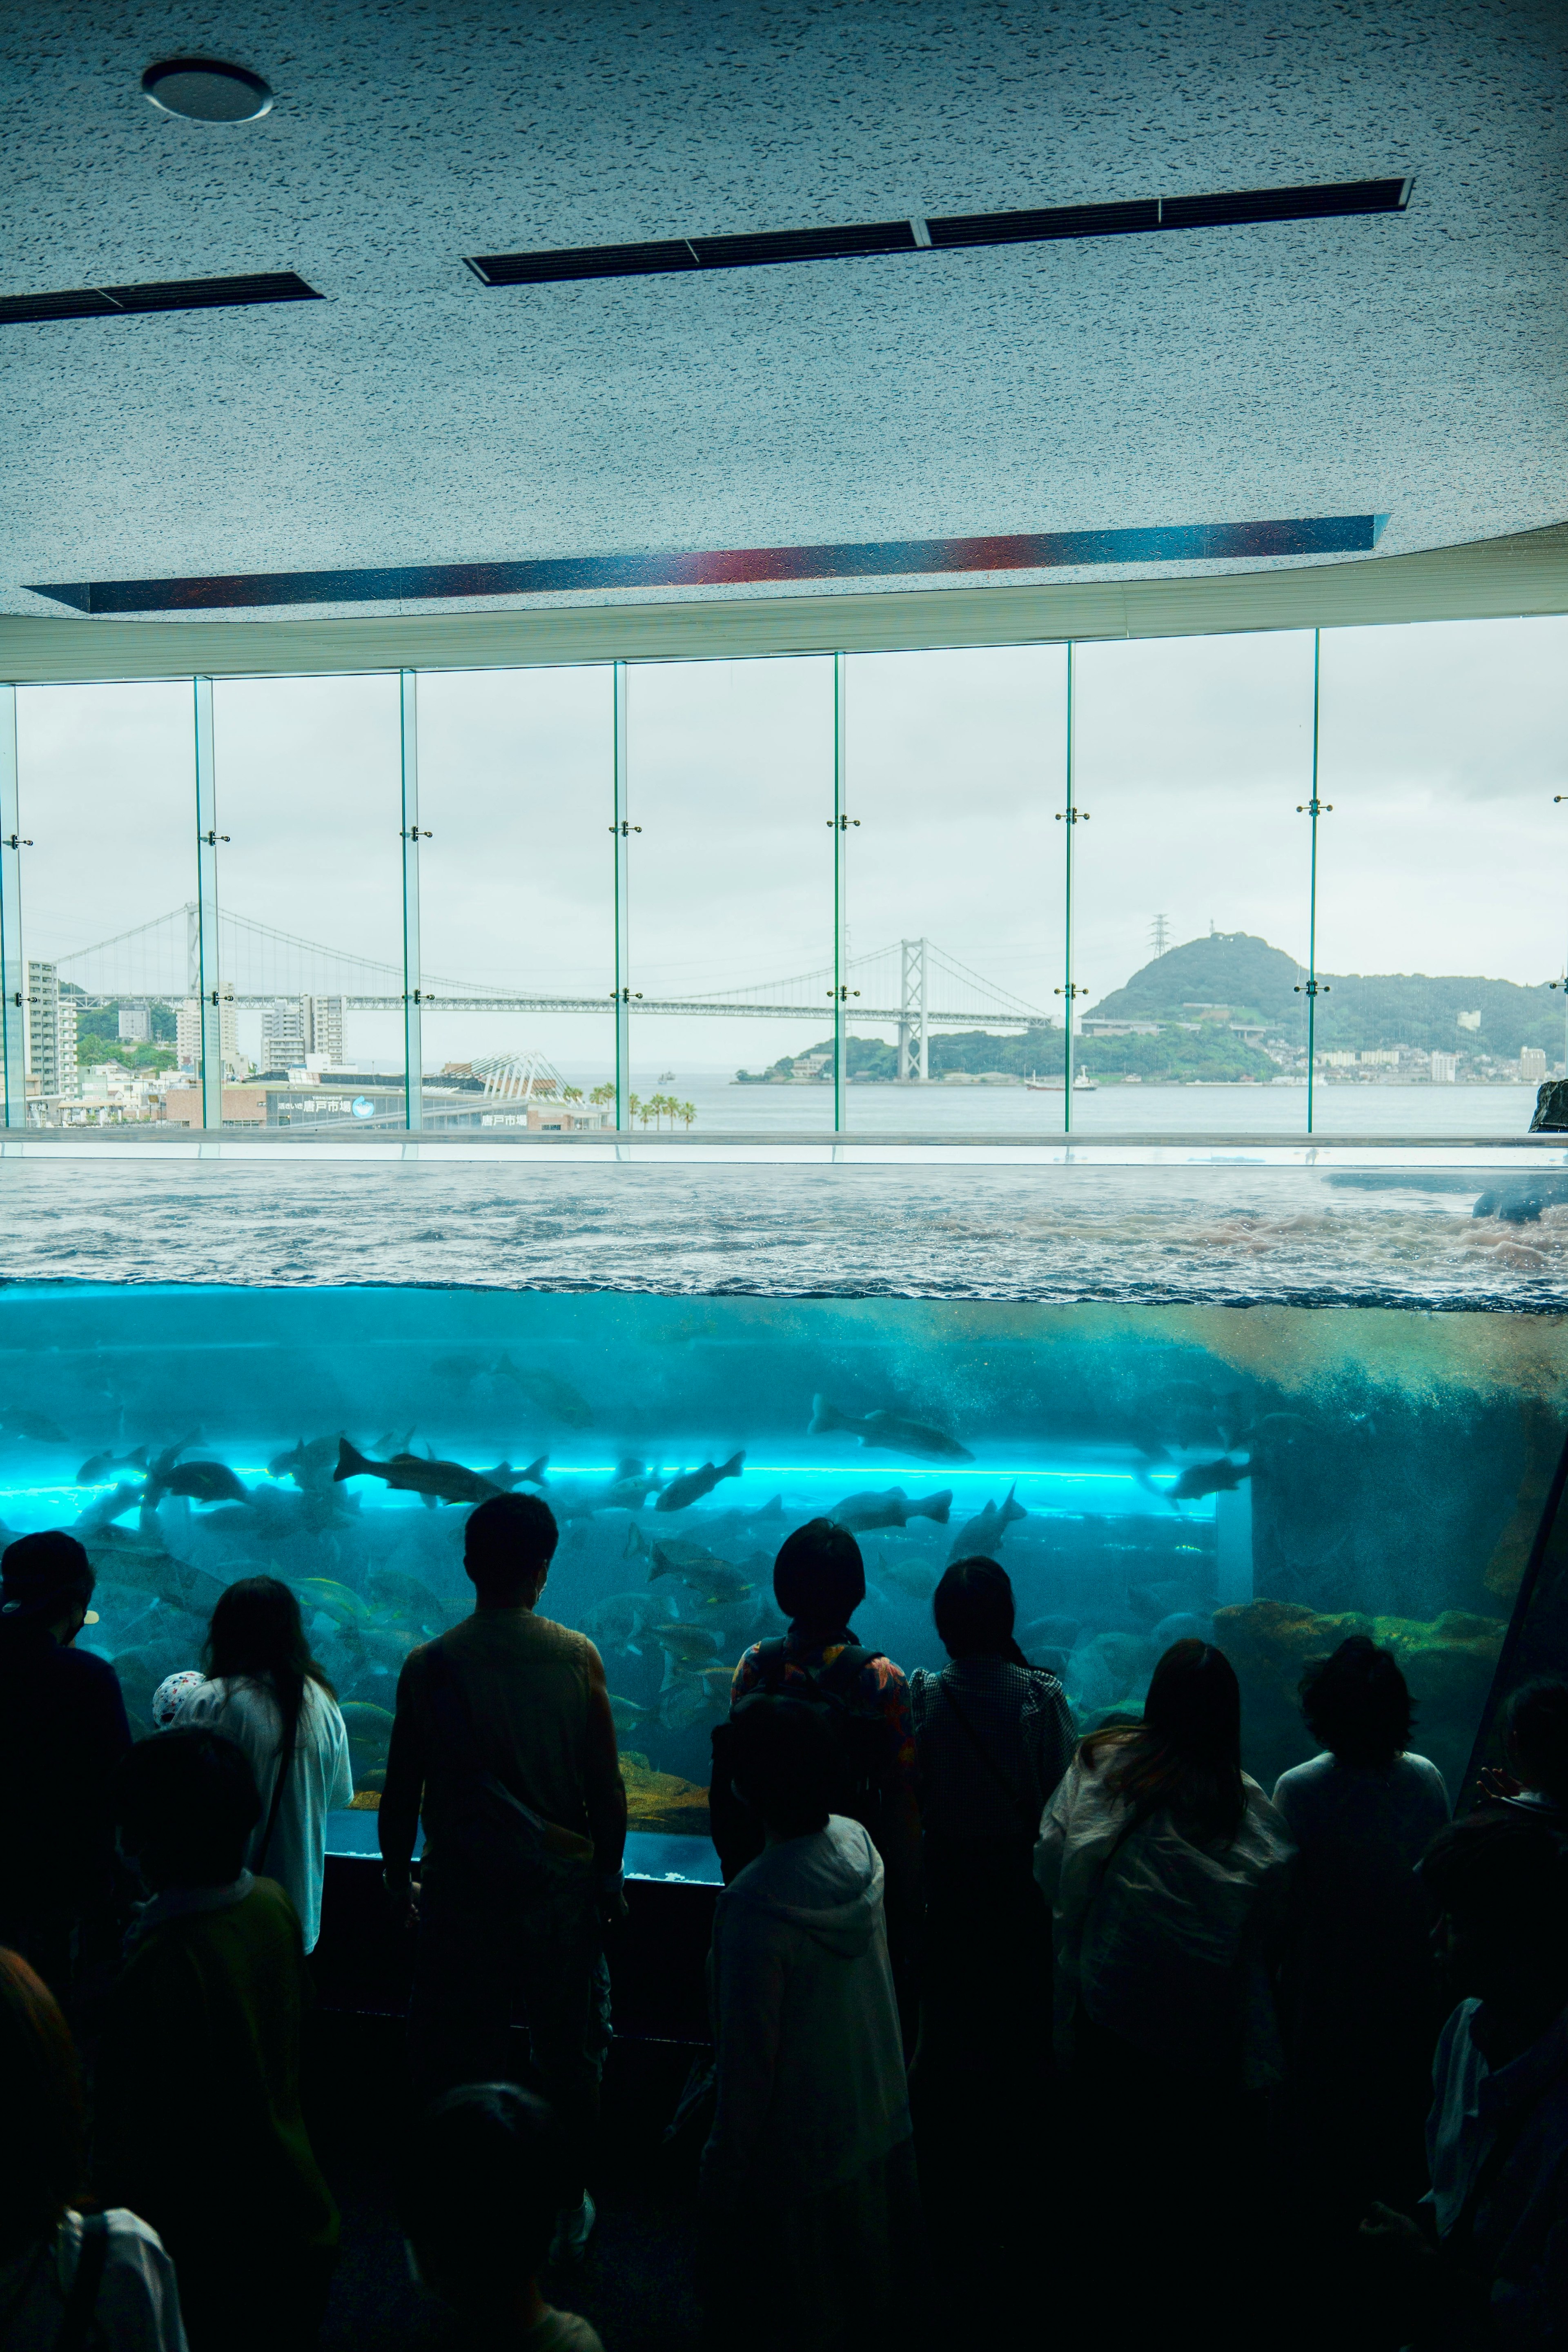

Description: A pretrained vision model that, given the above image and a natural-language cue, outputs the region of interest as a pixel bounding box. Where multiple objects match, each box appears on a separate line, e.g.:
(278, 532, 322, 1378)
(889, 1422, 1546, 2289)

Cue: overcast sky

(14, 612, 1568, 1075)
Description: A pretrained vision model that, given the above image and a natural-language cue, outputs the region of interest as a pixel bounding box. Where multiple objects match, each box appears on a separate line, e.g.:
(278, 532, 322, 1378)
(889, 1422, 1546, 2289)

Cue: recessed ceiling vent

(142, 57, 273, 122)
(0, 272, 322, 326)
(468, 175, 1412, 288)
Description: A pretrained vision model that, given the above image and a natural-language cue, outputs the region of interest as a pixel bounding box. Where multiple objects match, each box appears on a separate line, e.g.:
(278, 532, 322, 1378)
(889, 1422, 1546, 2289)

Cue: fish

(293, 1576, 378, 1627)
(609, 1693, 657, 1731)
(1, 1409, 68, 1444)
(151, 1460, 252, 1506)
(333, 1437, 509, 1506)
(650, 1622, 724, 1666)
(603, 1459, 666, 1510)
(365, 1568, 447, 1619)
(267, 1434, 344, 1489)
(947, 1483, 1027, 1563)
(374, 1426, 416, 1459)
(646, 1542, 756, 1605)
(72, 1480, 148, 1535)
(808, 1395, 973, 1463)
(76, 1446, 148, 1486)
(881, 1558, 940, 1603)
(340, 1699, 396, 1742)
(82, 1527, 228, 1617)
(490, 1359, 595, 1429)
(831, 1485, 954, 1533)
(1168, 1458, 1251, 1504)
(479, 1454, 550, 1492)
(654, 1452, 745, 1513)
(581, 1591, 667, 1656)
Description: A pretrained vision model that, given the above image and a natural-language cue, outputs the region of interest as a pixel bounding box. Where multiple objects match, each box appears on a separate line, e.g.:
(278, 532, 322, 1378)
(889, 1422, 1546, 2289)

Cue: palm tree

(589, 1082, 615, 1108)
(679, 1099, 696, 1130)
(561, 1085, 583, 1105)
(637, 1097, 653, 1129)
(626, 1092, 642, 1127)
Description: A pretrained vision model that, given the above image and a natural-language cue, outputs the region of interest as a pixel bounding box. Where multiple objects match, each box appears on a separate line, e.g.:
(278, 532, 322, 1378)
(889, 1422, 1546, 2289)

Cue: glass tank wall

(4, 611, 1567, 1144)
(1, 1282, 1561, 1873)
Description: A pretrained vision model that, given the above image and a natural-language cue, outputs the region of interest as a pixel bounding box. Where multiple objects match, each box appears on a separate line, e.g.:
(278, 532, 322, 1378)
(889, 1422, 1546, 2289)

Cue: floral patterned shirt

(730, 1624, 918, 1793)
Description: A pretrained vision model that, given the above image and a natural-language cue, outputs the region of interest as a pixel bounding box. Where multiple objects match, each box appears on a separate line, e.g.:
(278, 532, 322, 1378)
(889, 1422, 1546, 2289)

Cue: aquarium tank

(1, 1278, 1561, 1879)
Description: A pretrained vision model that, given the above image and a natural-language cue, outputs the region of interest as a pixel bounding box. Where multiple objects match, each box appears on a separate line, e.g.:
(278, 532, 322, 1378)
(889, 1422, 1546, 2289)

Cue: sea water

(2, 1269, 1563, 1879)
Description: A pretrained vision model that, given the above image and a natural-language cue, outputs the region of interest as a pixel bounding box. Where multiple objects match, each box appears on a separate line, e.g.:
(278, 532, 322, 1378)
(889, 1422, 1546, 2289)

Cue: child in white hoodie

(702, 1694, 919, 2350)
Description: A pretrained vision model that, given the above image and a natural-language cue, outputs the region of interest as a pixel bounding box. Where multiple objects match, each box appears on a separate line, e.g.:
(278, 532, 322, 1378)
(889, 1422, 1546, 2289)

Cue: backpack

(708, 1639, 893, 1882)
(422, 1637, 593, 1905)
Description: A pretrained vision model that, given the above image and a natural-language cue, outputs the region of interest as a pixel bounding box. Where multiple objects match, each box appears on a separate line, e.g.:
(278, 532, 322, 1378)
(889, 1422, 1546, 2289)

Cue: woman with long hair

(172, 1578, 352, 1953)
(0, 1945, 186, 2348)
(1036, 1640, 1293, 2332)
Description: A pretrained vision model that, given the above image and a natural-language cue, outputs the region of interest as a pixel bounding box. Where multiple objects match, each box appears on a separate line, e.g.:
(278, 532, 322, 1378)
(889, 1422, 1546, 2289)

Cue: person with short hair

(0, 1944, 187, 2351)
(172, 1576, 352, 1954)
(1272, 1635, 1451, 2218)
(380, 1491, 627, 2259)
(1496, 1677, 1568, 1822)
(702, 1693, 919, 2349)
(401, 2084, 604, 2350)
(719, 1519, 922, 1989)
(95, 1729, 339, 2352)
(1361, 1809, 1568, 2345)
(0, 1531, 131, 1996)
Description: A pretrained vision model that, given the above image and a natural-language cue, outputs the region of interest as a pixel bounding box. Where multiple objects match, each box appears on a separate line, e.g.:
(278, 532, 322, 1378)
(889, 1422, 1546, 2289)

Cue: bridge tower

(897, 937, 929, 1082)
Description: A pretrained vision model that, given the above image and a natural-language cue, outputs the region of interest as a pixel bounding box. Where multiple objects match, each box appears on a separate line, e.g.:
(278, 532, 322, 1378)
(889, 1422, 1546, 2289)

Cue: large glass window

(210, 675, 405, 1134)
(414, 666, 616, 1136)
(1314, 617, 1568, 1135)
(623, 657, 836, 1136)
(1069, 632, 1316, 1134)
(14, 682, 196, 1129)
(841, 646, 1067, 1134)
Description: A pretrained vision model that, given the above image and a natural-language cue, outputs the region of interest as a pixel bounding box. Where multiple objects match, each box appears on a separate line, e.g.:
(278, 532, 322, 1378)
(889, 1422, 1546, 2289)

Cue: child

(402, 2084, 605, 2349)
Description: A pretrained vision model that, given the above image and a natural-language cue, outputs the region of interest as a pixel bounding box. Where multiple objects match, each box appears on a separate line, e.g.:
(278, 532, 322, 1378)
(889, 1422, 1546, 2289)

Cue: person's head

(464, 1492, 558, 1605)
(1504, 1678, 1568, 1808)
(113, 1727, 261, 1891)
(772, 1518, 864, 1635)
(933, 1556, 1025, 1664)
(0, 1949, 87, 2263)
(1300, 1635, 1412, 1769)
(728, 1693, 834, 1839)
(1420, 1809, 1568, 2028)
(1083, 1637, 1245, 1844)
(0, 1532, 94, 1646)
(401, 2084, 568, 2321)
(204, 1574, 322, 1693)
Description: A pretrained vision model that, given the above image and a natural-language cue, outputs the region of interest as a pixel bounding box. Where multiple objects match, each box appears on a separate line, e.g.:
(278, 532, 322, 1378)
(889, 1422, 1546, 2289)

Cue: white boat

(1024, 1071, 1098, 1092)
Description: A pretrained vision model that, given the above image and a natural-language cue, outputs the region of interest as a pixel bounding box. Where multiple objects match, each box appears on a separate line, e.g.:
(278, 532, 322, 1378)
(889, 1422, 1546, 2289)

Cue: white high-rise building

(1430, 1051, 1459, 1084)
(24, 963, 78, 1098)
(118, 1004, 151, 1044)
(177, 988, 239, 1075)
(261, 995, 347, 1070)
(1521, 1047, 1548, 1086)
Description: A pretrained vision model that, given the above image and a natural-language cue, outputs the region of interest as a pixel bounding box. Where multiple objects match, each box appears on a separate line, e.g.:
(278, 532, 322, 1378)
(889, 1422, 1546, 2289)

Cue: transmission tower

(1149, 913, 1172, 958)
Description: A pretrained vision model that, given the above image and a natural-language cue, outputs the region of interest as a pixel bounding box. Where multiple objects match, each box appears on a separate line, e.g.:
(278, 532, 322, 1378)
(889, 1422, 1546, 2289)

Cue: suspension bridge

(52, 905, 1051, 1075)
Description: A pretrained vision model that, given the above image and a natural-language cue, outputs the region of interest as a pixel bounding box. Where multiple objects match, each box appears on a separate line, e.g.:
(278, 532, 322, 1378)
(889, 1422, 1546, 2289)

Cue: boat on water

(657, 1069, 677, 1082)
(1024, 1071, 1098, 1092)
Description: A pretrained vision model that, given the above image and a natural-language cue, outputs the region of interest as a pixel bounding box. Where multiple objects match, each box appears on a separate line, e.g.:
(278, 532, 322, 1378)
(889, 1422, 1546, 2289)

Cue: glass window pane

(1315, 617, 1568, 1136)
(1071, 632, 1316, 1133)
(211, 675, 405, 1134)
(415, 666, 616, 1135)
(626, 657, 835, 1135)
(15, 681, 196, 1129)
(842, 647, 1067, 1135)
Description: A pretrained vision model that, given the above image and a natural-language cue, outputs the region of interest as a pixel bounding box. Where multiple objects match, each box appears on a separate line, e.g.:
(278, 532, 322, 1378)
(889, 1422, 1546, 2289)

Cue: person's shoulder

(1396, 1751, 1452, 1804)
(527, 2307, 606, 2352)
(241, 1875, 307, 1950)
(62, 1644, 124, 1698)
(1271, 1751, 1333, 1804)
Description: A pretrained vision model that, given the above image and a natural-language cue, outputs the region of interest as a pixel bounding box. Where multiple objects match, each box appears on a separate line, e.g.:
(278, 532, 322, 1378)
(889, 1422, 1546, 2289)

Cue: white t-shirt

(0, 2210, 187, 2352)
(524, 2314, 605, 2352)
(173, 1675, 352, 1952)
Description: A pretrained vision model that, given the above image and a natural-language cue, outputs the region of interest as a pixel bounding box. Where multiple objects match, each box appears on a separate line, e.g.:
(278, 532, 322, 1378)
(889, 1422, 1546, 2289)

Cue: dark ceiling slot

(466, 175, 1410, 290)
(689, 220, 918, 267)
(466, 240, 701, 286)
(0, 270, 322, 326)
(929, 198, 1161, 248)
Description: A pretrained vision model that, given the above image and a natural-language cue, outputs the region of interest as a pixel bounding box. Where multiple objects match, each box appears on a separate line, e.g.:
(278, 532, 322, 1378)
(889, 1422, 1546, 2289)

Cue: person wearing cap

(0, 1531, 132, 1997)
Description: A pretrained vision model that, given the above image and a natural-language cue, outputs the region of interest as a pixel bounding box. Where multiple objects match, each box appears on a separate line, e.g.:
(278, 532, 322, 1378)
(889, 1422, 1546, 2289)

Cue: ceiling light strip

(27, 514, 1388, 617)
(0, 272, 323, 327)
(465, 176, 1411, 288)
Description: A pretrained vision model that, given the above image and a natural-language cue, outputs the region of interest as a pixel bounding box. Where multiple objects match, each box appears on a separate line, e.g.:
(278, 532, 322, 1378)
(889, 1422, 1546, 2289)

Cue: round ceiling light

(141, 57, 273, 122)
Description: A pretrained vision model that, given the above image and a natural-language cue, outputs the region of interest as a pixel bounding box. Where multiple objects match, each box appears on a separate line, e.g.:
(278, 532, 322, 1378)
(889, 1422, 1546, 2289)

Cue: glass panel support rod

(612, 661, 631, 1131)
(1295, 628, 1330, 1135)
(193, 676, 226, 1131)
(0, 686, 24, 1129)
(1057, 643, 1088, 1134)
(833, 652, 849, 1132)
(399, 669, 424, 1132)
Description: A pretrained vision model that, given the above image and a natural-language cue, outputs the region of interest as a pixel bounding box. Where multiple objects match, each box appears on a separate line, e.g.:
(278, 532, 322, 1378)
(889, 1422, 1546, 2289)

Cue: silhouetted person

(703, 1694, 919, 2352)
(0, 1531, 131, 1998)
(172, 1576, 352, 1954)
(1273, 1635, 1450, 2219)
(1036, 1639, 1293, 2336)
(381, 1492, 627, 2261)
(717, 1519, 922, 2003)
(1490, 1677, 1568, 1825)
(0, 1944, 187, 2350)
(402, 2085, 604, 2350)
(96, 1728, 338, 2352)
(1361, 1809, 1568, 2347)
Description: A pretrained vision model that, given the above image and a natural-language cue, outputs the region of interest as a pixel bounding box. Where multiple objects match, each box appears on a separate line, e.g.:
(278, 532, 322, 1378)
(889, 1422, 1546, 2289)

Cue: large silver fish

(809, 1395, 973, 1463)
(332, 1438, 541, 1506)
(267, 1434, 343, 1490)
(76, 1446, 148, 1486)
(1168, 1457, 1251, 1504)
(947, 1483, 1027, 1563)
(831, 1485, 953, 1533)
(654, 1452, 745, 1512)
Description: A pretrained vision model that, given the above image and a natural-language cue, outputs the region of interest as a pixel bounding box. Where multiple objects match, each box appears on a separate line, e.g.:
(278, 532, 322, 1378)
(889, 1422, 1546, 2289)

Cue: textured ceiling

(2, 0, 1566, 622)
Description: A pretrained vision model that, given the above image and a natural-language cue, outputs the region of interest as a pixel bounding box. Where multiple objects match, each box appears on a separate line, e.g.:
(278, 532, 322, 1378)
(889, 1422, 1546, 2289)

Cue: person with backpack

(714, 1519, 923, 2007)
(171, 1577, 352, 1955)
(379, 1492, 627, 2263)
(0, 1944, 187, 2352)
(702, 1694, 919, 2351)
